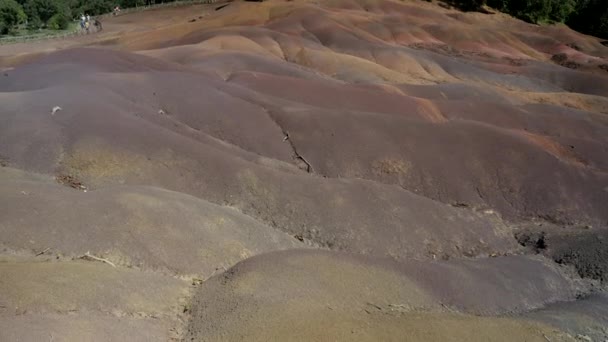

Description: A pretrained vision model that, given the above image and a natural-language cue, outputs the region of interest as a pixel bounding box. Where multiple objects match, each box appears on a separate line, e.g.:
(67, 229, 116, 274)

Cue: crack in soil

(278, 127, 314, 173)
(216, 87, 316, 173)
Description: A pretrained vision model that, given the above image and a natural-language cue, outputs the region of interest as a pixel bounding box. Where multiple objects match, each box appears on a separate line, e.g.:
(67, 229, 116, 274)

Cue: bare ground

(1, 0, 607, 340)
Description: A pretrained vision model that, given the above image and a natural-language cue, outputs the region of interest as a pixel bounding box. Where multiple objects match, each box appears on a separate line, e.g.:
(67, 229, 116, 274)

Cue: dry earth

(1, 0, 607, 340)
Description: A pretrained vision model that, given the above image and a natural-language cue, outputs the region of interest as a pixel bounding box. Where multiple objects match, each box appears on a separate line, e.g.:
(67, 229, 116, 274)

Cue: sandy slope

(186, 250, 581, 341)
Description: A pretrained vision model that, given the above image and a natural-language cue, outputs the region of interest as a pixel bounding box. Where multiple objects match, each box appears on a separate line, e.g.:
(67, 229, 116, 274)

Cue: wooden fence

(0, 28, 81, 44)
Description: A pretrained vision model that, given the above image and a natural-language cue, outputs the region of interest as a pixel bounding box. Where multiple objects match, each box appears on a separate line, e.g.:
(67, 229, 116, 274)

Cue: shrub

(0, 0, 27, 34)
(76, 0, 113, 16)
(47, 11, 68, 29)
(451, 0, 487, 11)
(567, 0, 608, 39)
(462, 0, 486, 11)
(24, 0, 57, 25)
(485, 0, 576, 24)
(24, 0, 71, 28)
(548, 0, 576, 23)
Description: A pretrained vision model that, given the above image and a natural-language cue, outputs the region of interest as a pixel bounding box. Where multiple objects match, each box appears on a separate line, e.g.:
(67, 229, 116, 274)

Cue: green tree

(79, 0, 114, 16)
(454, 0, 486, 11)
(24, 0, 56, 24)
(548, 0, 576, 23)
(119, 0, 146, 8)
(0, 0, 27, 34)
(121, 0, 173, 7)
(486, 0, 508, 11)
(486, 0, 577, 23)
(507, 0, 552, 23)
(47, 10, 67, 29)
(567, 0, 608, 39)
(24, 0, 70, 28)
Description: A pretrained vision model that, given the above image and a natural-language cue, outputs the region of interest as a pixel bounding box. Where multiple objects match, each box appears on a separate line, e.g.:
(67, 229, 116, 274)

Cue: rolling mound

(0, 167, 303, 276)
(186, 249, 582, 341)
(1, 0, 607, 340)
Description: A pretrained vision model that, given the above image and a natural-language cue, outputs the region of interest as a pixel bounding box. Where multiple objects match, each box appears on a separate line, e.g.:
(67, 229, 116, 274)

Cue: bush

(118, 0, 146, 8)
(26, 14, 41, 28)
(567, 0, 608, 39)
(548, 0, 576, 23)
(0, 0, 27, 34)
(505, 0, 551, 23)
(485, 0, 576, 23)
(447, 0, 486, 11)
(47, 11, 68, 29)
(445, 0, 606, 38)
(24, 0, 71, 28)
(455, 0, 486, 11)
(75, 0, 113, 16)
(486, 0, 508, 11)
(24, 0, 57, 25)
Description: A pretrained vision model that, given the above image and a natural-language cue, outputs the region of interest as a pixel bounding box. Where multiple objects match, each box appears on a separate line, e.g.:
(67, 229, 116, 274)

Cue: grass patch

(0, 21, 79, 43)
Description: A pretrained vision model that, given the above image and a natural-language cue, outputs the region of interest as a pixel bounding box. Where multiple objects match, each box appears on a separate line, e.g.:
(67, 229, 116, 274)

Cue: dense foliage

(0, 0, 167, 32)
(566, 0, 608, 39)
(0, 0, 607, 40)
(485, 0, 578, 24)
(451, 0, 607, 38)
(0, 0, 26, 34)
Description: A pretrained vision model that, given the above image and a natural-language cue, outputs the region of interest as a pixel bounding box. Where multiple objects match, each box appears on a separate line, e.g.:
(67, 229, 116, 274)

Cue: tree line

(1, 0, 607, 39)
(0, 0, 174, 34)
(450, 0, 607, 39)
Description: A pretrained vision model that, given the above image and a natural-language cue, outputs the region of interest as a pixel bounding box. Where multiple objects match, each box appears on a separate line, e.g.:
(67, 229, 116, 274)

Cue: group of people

(79, 14, 102, 33)
(78, 5, 120, 34)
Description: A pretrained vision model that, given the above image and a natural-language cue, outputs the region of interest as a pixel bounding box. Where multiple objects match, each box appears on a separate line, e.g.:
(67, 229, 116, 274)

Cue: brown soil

(0, 0, 607, 340)
(186, 250, 579, 341)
